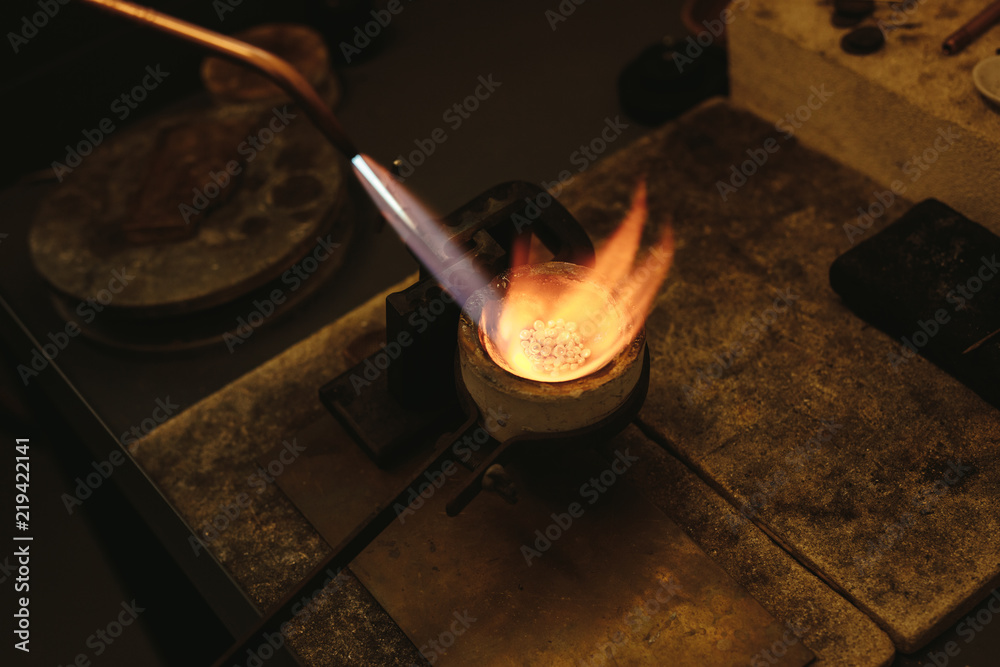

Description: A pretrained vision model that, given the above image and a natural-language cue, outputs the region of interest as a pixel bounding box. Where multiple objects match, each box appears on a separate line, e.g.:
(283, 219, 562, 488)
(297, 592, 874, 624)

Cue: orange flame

(482, 182, 674, 382)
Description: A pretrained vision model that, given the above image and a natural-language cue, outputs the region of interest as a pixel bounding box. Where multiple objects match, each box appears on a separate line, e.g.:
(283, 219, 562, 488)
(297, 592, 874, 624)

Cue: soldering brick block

(728, 0, 1000, 231)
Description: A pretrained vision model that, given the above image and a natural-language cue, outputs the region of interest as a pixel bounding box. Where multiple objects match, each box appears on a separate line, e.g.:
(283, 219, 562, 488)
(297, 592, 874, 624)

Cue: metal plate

(29, 99, 349, 317)
(268, 423, 815, 666)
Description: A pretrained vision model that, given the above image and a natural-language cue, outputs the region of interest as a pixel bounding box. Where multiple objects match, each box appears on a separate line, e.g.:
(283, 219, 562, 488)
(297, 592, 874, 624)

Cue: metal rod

(78, 0, 478, 285)
(942, 0, 1000, 54)
(78, 0, 359, 157)
(963, 326, 1000, 354)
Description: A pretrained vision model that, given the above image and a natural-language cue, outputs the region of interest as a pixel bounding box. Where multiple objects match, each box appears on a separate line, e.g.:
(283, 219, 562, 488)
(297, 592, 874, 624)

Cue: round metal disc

(30, 101, 350, 321)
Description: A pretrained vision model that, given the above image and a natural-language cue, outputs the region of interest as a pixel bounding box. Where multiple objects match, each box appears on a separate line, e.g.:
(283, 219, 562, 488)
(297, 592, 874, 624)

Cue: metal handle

(78, 0, 358, 157)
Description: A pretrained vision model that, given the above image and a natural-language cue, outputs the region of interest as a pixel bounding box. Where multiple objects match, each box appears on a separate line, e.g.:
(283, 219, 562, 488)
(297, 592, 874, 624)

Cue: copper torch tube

(78, 0, 359, 157)
(942, 0, 1000, 54)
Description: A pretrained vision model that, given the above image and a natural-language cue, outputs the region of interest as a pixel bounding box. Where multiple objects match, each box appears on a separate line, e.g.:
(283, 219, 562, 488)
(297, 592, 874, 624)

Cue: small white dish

(973, 55, 1000, 106)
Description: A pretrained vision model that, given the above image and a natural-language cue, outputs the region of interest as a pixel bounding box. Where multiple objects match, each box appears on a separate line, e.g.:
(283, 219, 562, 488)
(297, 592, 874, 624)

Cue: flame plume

(482, 182, 674, 382)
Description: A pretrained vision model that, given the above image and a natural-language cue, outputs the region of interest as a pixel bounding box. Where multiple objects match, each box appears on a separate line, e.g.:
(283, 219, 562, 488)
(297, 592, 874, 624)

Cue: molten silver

(457, 262, 646, 441)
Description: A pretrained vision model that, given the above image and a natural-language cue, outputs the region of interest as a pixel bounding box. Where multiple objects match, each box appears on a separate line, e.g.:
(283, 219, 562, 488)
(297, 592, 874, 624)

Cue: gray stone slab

(572, 99, 1000, 653)
(128, 275, 424, 666)
(607, 426, 895, 667)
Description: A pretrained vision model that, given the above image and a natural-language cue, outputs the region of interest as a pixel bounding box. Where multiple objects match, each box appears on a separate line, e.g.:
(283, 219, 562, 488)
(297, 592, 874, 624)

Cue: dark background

(0, 0, 996, 665)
